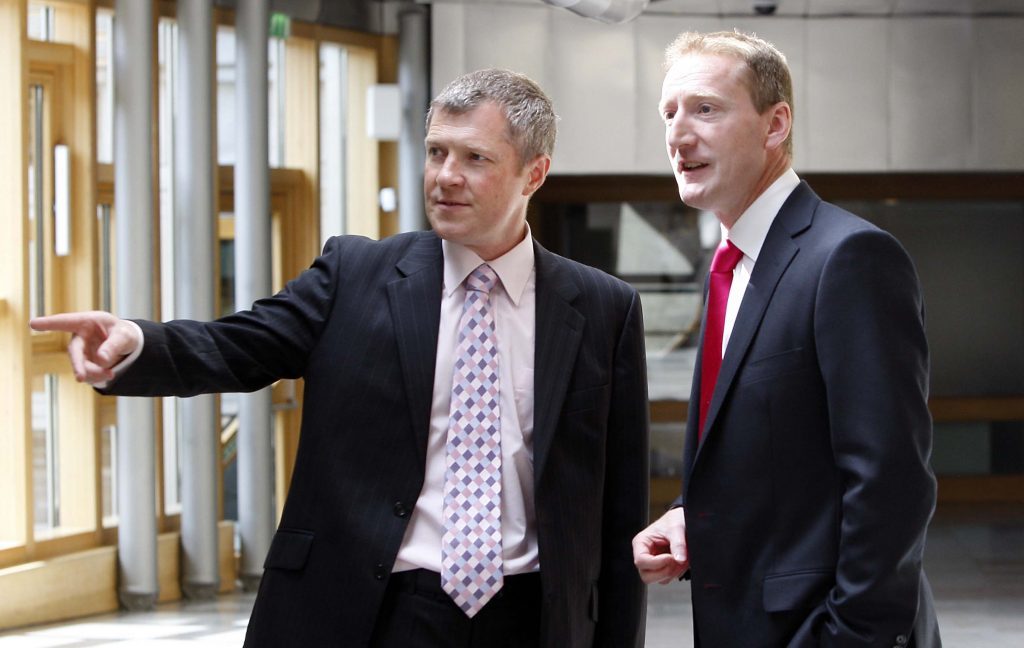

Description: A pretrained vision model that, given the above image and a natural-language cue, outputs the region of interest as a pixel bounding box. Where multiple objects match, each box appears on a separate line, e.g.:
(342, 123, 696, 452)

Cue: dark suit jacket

(105, 231, 649, 648)
(678, 183, 940, 647)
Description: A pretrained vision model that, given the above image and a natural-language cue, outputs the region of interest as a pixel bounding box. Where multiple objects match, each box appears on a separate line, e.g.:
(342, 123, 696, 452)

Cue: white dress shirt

(720, 168, 801, 353)
(393, 228, 540, 575)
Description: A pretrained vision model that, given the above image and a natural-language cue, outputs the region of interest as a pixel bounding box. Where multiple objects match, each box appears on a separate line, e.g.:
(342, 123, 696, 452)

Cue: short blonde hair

(665, 30, 793, 154)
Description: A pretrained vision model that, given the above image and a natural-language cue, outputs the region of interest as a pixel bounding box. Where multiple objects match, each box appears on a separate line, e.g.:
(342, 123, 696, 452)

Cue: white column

(113, 0, 157, 611)
(398, 6, 429, 232)
(234, 0, 275, 591)
(175, 0, 219, 600)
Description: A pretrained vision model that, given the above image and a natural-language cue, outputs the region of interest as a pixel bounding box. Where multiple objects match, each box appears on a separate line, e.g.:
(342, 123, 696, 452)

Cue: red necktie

(698, 240, 744, 439)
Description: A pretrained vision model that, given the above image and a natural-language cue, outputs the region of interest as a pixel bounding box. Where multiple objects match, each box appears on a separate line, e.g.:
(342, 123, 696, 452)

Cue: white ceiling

(425, 0, 1024, 16)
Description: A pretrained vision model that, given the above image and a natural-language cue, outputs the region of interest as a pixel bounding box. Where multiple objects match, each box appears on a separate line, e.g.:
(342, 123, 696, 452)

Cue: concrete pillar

(113, 0, 157, 611)
(175, 0, 219, 600)
(398, 7, 429, 232)
(234, 0, 275, 591)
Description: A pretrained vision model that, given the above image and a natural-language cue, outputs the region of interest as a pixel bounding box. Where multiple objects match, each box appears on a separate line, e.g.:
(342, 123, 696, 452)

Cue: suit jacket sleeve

(101, 237, 342, 397)
(812, 228, 936, 644)
(596, 288, 650, 648)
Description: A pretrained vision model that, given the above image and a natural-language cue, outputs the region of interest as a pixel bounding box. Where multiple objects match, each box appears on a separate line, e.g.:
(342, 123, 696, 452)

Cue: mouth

(432, 197, 470, 209)
(677, 160, 709, 174)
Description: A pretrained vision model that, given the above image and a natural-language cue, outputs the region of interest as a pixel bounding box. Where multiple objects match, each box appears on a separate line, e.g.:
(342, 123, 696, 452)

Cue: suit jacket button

(895, 635, 908, 645)
(393, 501, 407, 518)
(375, 563, 386, 580)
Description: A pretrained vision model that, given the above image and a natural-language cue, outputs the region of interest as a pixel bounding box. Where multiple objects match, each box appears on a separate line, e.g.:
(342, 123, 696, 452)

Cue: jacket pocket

(762, 569, 832, 612)
(740, 347, 810, 385)
(263, 528, 314, 571)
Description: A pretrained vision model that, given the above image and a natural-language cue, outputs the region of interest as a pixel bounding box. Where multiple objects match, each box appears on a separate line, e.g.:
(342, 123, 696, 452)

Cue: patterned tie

(698, 240, 744, 439)
(442, 263, 503, 617)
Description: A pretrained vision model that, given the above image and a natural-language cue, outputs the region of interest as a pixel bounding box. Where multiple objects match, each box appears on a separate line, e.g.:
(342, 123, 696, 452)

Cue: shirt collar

(442, 224, 535, 306)
(724, 167, 800, 261)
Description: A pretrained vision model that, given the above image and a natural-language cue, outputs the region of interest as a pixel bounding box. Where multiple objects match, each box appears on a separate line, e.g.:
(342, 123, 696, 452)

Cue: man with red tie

(632, 31, 941, 647)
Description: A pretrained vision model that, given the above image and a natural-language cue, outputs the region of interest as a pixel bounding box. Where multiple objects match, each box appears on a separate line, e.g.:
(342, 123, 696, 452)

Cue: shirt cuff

(94, 320, 145, 389)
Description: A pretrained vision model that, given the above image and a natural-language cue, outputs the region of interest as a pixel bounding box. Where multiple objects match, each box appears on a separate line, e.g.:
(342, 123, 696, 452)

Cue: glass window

(319, 42, 349, 241)
(100, 424, 118, 526)
(27, 3, 54, 41)
(216, 26, 287, 167)
(96, 9, 114, 164)
(28, 84, 45, 318)
(31, 374, 60, 534)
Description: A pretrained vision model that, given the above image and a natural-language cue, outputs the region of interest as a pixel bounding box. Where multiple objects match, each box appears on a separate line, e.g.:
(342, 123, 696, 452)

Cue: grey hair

(426, 68, 557, 165)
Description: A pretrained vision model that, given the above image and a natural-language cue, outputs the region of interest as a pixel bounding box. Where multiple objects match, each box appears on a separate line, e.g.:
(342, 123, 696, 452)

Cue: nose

(435, 154, 464, 187)
(666, 113, 695, 153)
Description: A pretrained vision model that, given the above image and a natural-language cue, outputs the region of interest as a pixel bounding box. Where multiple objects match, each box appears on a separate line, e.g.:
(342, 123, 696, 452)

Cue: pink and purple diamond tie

(442, 263, 503, 618)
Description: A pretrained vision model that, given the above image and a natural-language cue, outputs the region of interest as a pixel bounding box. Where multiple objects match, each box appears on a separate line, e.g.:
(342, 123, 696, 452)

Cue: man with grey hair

(32, 68, 649, 647)
(632, 31, 941, 646)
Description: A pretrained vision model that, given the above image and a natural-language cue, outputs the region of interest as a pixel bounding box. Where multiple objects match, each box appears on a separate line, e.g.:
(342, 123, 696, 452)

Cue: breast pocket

(739, 347, 811, 385)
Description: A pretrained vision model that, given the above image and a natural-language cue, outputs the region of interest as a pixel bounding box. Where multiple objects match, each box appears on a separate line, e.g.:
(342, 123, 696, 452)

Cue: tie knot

(711, 240, 743, 273)
(466, 264, 498, 294)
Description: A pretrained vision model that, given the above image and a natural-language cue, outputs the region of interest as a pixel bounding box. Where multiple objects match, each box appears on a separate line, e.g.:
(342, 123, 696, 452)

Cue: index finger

(30, 312, 95, 334)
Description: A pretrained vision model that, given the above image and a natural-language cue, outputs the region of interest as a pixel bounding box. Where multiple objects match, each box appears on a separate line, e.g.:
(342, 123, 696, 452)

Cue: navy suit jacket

(106, 231, 649, 648)
(679, 183, 940, 647)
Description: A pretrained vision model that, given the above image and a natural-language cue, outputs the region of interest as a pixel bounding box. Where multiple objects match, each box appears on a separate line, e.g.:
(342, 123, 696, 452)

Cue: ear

(522, 155, 552, 197)
(764, 101, 792, 152)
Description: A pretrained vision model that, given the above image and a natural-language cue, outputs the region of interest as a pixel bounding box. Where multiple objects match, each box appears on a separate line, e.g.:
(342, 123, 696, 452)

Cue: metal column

(175, 0, 219, 600)
(113, 0, 157, 611)
(234, 0, 275, 592)
(398, 7, 429, 233)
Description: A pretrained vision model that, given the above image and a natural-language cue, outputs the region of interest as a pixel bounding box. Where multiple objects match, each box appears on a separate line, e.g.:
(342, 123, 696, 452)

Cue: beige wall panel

(430, 4, 467, 93)
(461, 4, 550, 90)
(971, 18, 1024, 169)
(889, 18, 971, 170)
(0, 0, 30, 547)
(805, 19, 889, 171)
(548, 10, 636, 174)
(0, 546, 117, 630)
(157, 531, 181, 603)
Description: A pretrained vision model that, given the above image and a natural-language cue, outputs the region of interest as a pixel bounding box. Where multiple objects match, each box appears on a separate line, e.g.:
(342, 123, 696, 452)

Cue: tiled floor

(2, 505, 1022, 647)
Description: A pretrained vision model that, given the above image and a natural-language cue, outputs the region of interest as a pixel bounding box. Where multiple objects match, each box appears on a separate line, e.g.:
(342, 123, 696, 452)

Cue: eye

(469, 152, 488, 162)
(698, 104, 714, 115)
(662, 109, 676, 123)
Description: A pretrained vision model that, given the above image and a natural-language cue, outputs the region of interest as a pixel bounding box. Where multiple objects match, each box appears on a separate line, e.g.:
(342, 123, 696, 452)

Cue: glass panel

(27, 3, 54, 41)
(319, 43, 349, 241)
(97, 204, 113, 312)
(31, 374, 60, 533)
(28, 84, 45, 319)
(219, 231, 235, 316)
(101, 424, 118, 525)
(162, 397, 182, 514)
(838, 200, 1024, 398)
(95, 9, 114, 164)
(216, 26, 236, 165)
(268, 37, 285, 168)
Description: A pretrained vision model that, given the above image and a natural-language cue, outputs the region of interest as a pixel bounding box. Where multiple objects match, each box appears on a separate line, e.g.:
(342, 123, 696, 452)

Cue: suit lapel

(698, 182, 817, 449)
(386, 233, 444, 465)
(531, 241, 584, 481)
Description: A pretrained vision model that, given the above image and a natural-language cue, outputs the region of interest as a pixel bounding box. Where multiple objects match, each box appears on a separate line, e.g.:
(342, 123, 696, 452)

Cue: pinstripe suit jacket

(106, 231, 649, 648)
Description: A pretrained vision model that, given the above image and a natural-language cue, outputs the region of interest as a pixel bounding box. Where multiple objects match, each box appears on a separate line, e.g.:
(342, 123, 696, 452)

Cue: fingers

(30, 311, 105, 334)
(633, 507, 689, 585)
(30, 311, 137, 385)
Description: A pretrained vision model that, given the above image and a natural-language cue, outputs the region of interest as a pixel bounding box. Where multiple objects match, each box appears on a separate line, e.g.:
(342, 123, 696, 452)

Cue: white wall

(430, 4, 1024, 174)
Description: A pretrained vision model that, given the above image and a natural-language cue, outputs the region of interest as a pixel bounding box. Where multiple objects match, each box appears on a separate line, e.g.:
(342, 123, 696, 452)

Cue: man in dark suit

(31, 69, 648, 648)
(632, 31, 941, 647)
